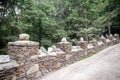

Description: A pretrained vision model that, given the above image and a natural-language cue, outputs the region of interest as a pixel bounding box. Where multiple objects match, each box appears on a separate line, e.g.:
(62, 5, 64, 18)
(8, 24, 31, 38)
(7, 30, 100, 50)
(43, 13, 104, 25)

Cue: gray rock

(37, 47, 48, 56)
(72, 46, 83, 51)
(37, 50, 46, 55)
(36, 71, 42, 78)
(106, 39, 111, 42)
(27, 64, 39, 75)
(30, 55, 38, 60)
(0, 55, 10, 63)
(98, 41, 103, 46)
(0, 60, 19, 70)
(51, 45, 57, 50)
(87, 44, 94, 49)
(48, 52, 57, 56)
(114, 34, 118, 36)
(113, 38, 117, 41)
(38, 54, 47, 57)
(48, 45, 64, 55)
(101, 36, 105, 39)
(40, 47, 48, 54)
(106, 34, 109, 38)
(51, 45, 63, 52)
(110, 34, 113, 37)
(48, 47, 54, 53)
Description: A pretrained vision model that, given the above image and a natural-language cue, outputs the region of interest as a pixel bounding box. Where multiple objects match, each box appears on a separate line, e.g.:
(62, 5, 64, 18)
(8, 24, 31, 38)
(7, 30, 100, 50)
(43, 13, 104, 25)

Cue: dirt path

(40, 43, 120, 80)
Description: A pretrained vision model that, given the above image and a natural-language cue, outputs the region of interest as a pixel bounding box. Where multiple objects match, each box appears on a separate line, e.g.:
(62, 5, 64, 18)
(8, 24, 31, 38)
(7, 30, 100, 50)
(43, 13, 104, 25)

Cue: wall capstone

(19, 33, 30, 40)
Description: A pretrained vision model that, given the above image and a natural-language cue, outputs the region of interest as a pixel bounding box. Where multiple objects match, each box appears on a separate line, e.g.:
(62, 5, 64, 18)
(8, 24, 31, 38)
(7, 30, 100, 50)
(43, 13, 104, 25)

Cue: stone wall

(8, 41, 40, 80)
(0, 60, 21, 80)
(0, 33, 119, 80)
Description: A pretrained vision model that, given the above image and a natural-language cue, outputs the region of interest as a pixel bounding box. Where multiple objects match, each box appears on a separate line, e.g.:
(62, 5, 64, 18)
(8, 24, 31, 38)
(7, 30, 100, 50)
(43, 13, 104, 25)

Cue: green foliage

(108, 0, 120, 34)
(77, 27, 101, 40)
(0, 0, 119, 54)
(41, 38, 52, 48)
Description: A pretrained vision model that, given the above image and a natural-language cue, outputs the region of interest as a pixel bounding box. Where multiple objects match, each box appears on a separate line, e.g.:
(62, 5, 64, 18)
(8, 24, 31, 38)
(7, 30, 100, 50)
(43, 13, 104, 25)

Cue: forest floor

(40, 43, 120, 80)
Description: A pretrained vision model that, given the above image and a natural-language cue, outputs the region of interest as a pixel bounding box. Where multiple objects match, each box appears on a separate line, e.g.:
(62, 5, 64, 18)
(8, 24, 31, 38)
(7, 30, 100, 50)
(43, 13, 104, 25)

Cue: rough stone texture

(114, 34, 119, 40)
(8, 40, 39, 80)
(8, 41, 39, 62)
(39, 46, 48, 54)
(72, 46, 83, 52)
(90, 38, 98, 48)
(65, 50, 84, 64)
(106, 39, 112, 46)
(41, 43, 120, 80)
(77, 41, 88, 54)
(27, 64, 39, 75)
(0, 60, 19, 70)
(12, 76, 17, 80)
(0, 60, 21, 80)
(5, 34, 119, 80)
(97, 41, 105, 50)
(0, 55, 10, 63)
(107, 35, 114, 45)
(56, 42, 72, 52)
(87, 44, 94, 53)
(113, 38, 119, 45)
(108, 34, 113, 40)
(0, 67, 21, 80)
(113, 34, 120, 44)
(101, 36, 106, 43)
(37, 48, 85, 78)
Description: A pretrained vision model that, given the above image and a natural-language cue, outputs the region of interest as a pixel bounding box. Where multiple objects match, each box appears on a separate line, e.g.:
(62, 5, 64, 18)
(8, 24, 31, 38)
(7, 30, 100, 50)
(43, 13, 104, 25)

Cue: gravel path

(41, 43, 120, 80)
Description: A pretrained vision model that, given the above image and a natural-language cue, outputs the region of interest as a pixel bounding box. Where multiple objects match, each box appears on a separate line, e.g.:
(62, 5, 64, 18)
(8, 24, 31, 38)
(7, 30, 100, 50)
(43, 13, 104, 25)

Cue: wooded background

(0, 0, 120, 54)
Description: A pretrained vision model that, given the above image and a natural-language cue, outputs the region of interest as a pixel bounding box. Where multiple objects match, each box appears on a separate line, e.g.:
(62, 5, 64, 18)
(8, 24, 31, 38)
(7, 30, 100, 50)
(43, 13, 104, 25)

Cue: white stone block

(80, 37, 84, 41)
(48, 47, 53, 53)
(61, 37, 67, 42)
(0, 55, 10, 63)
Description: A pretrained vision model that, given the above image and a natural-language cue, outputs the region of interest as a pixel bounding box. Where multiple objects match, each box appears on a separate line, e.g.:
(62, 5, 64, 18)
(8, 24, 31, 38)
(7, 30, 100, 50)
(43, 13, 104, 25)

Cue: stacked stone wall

(0, 33, 120, 80)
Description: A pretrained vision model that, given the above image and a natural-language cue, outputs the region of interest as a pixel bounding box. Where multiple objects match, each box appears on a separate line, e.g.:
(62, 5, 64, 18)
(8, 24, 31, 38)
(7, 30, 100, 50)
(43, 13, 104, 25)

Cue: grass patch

(81, 50, 100, 60)
(69, 50, 101, 65)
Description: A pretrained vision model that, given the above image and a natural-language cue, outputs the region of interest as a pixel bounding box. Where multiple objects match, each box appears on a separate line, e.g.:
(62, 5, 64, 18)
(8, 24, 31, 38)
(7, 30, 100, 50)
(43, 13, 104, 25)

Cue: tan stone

(27, 64, 39, 75)
(36, 71, 42, 78)
(30, 55, 38, 60)
(12, 76, 17, 80)
(19, 33, 30, 40)
(56, 42, 72, 52)
(66, 55, 72, 60)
